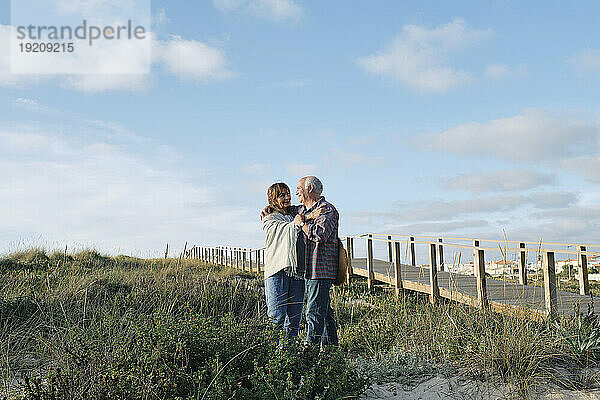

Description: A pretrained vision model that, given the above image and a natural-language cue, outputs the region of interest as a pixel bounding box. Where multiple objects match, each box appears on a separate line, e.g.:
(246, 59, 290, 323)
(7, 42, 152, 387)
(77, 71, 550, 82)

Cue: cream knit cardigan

(262, 212, 298, 279)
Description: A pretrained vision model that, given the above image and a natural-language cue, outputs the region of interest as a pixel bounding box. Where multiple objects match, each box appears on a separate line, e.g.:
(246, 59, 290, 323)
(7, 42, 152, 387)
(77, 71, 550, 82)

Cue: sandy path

(362, 376, 600, 400)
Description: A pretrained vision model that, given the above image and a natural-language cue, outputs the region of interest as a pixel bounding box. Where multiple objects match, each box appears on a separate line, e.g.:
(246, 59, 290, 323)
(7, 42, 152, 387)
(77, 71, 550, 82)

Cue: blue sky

(1, 0, 599, 257)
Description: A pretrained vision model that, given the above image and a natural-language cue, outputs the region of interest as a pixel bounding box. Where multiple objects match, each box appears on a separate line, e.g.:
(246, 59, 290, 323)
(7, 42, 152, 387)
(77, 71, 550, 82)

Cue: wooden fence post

(438, 238, 444, 271)
(410, 236, 416, 267)
(543, 251, 557, 318)
(578, 245, 590, 296)
(519, 242, 527, 285)
(255, 249, 260, 273)
(429, 243, 439, 304)
(387, 235, 393, 263)
(473, 242, 488, 310)
(346, 237, 353, 285)
(394, 241, 402, 297)
(367, 234, 374, 291)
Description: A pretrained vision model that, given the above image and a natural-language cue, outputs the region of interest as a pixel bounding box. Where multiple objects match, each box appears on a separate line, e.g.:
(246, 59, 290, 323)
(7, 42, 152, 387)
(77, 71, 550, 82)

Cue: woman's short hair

(267, 182, 291, 215)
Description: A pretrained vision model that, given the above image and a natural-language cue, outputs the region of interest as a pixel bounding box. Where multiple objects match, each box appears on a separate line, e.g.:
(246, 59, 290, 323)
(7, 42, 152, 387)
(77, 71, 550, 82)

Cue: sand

(362, 376, 600, 400)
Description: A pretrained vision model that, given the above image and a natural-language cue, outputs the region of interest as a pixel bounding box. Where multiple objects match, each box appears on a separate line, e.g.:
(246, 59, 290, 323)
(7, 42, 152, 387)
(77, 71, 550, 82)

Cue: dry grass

(2, 249, 600, 399)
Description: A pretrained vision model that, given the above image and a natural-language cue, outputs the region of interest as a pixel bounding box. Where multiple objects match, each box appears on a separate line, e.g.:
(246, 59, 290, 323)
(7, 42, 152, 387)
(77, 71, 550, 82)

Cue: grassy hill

(1, 249, 600, 399)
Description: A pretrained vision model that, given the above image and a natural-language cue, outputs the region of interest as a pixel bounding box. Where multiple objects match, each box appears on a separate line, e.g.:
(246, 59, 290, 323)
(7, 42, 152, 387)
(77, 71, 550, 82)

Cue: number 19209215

(19, 42, 74, 52)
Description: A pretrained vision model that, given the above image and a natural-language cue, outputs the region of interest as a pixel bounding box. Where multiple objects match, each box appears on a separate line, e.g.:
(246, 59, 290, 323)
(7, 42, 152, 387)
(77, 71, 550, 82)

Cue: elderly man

(293, 176, 339, 346)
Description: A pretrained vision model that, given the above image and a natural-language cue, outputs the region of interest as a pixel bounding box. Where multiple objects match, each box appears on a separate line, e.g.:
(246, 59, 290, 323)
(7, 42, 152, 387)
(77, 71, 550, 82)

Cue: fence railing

(185, 245, 265, 274)
(185, 233, 600, 319)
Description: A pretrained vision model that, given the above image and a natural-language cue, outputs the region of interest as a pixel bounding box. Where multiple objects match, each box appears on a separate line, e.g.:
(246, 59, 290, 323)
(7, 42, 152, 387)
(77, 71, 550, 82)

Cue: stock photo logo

(9, 0, 151, 74)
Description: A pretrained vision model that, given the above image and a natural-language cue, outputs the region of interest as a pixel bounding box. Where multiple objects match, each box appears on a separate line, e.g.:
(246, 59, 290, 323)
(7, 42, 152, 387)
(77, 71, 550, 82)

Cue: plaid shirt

(295, 197, 339, 280)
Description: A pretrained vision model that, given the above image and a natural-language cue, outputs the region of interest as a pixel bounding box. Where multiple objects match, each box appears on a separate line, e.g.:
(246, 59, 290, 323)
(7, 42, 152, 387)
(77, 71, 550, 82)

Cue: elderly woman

(261, 182, 321, 339)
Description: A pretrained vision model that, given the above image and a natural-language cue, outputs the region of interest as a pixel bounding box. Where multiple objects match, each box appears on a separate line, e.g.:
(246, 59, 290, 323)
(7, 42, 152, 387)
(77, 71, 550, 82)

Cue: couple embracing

(261, 176, 339, 346)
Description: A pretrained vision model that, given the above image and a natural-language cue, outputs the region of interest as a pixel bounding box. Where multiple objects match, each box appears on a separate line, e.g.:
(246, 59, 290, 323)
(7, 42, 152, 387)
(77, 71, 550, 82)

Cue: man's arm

(301, 211, 336, 243)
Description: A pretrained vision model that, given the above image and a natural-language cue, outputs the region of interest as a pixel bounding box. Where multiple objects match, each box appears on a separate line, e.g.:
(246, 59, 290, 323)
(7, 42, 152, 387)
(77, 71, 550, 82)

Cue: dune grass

(1, 249, 600, 399)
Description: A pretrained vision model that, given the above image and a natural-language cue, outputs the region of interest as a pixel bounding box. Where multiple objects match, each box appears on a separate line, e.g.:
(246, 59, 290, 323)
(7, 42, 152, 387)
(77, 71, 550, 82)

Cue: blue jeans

(264, 270, 305, 339)
(305, 279, 338, 346)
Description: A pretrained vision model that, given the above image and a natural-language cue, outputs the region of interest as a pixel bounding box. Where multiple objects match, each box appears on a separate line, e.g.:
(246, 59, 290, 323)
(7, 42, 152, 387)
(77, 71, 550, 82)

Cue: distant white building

(446, 262, 474, 276)
(485, 260, 519, 278)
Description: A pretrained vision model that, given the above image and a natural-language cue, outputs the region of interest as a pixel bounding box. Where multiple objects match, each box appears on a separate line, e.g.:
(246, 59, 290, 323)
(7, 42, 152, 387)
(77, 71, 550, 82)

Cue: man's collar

(305, 196, 325, 212)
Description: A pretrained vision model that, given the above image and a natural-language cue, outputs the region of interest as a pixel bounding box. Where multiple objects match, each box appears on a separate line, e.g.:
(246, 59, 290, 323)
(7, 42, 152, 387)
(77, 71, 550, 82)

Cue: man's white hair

(304, 176, 323, 195)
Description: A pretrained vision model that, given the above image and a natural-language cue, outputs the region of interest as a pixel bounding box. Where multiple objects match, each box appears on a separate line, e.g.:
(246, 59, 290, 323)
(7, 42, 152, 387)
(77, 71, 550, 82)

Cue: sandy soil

(362, 376, 600, 400)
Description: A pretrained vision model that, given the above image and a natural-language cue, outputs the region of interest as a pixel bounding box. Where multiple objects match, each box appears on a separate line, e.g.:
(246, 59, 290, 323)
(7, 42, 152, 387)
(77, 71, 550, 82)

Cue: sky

(1, 0, 600, 258)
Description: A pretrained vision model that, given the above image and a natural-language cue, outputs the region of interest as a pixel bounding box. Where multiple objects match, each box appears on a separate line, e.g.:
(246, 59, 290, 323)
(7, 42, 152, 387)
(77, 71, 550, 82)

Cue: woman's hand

(260, 205, 274, 219)
(293, 214, 305, 227)
(305, 205, 328, 221)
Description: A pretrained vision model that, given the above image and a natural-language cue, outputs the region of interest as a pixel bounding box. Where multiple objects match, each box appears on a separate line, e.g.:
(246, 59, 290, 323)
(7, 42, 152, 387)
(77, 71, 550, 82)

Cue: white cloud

(569, 49, 600, 71)
(381, 220, 489, 235)
(527, 192, 579, 209)
(213, 0, 302, 22)
(0, 25, 48, 87)
(348, 136, 373, 146)
(0, 126, 260, 256)
(329, 148, 387, 167)
(61, 74, 150, 93)
(48, 0, 140, 19)
(445, 169, 556, 192)
(153, 35, 234, 82)
(414, 109, 600, 161)
(286, 163, 318, 176)
(351, 191, 586, 242)
(243, 163, 271, 175)
(561, 157, 600, 182)
(524, 205, 600, 243)
(0, 25, 232, 92)
(358, 18, 491, 92)
(14, 98, 41, 109)
(356, 191, 578, 225)
(485, 63, 527, 80)
(153, 8, 171, 27)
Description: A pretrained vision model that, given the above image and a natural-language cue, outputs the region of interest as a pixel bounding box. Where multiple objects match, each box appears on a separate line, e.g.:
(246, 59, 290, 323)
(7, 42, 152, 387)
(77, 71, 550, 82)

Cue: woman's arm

(304, 205, 329, 221)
